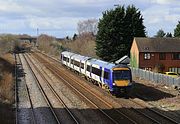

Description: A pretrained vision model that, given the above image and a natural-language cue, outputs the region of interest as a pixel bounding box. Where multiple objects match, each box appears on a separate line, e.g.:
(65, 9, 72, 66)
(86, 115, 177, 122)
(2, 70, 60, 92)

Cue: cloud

(26, 16, 85, 29)
(0, 0, 116, 37)
(142, 4, 180, 36)
(0, 0, 179, 37)
(151, 0, 180, 5)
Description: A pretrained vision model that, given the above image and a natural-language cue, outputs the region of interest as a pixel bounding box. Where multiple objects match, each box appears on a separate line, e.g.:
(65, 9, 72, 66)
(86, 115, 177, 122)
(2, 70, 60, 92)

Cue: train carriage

(61, 51, 75, 67)
(61, 51, 133, 95)
(86, 59, 114, 86)
(70, 54, 90, 74)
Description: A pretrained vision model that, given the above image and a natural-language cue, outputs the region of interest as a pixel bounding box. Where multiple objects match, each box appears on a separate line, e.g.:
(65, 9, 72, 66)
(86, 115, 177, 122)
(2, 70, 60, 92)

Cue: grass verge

(0, 53, 15, 124)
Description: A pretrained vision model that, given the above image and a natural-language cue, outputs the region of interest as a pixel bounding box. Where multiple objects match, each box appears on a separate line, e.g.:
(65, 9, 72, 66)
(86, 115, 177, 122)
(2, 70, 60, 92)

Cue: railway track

(27, 53, 122, 124)
(16, 54, 36, 124)
(19, 54, 61, 124)
(31, 52, 142, 124)
(33, 51, 180, 124)
(24, 53, 79, 124)
(130, 94, 180, 124)
(130, 98, 179, 124)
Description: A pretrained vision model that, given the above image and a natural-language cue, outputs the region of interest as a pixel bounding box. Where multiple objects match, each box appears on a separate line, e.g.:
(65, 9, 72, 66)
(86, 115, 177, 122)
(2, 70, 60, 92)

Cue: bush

(0, 34, 18, 55)
(0, 53, 15, 104)
(61, 33, 97, 58)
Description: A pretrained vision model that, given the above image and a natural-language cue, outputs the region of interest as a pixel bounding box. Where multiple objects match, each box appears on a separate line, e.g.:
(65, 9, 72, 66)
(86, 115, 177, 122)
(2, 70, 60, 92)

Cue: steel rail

(17, 54, 36, 124)
(132, 94, 180, 124)
(25, 53, 79, 124)
(22, 54, 61, 124)
(33, 52, 138, 124)
(15, 53, 18, 124)
(37, 51, 180, 124)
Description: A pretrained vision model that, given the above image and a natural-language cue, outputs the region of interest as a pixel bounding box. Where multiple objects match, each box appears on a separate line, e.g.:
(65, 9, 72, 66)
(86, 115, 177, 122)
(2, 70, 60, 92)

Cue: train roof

(61, 51, 75, 57)
(88, 58, 115, 70)
(71, 54, 91, 61)
(114, 64, 130, 68)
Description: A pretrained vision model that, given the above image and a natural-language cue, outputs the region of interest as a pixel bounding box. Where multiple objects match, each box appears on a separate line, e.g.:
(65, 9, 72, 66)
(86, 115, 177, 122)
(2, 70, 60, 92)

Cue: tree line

(75, 5, 180, 62)
(155, 21, 180, 38)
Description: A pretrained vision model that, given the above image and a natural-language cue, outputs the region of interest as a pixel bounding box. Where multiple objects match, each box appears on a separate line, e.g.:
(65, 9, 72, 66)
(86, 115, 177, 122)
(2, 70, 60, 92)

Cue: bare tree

(77, 19, 98, 35)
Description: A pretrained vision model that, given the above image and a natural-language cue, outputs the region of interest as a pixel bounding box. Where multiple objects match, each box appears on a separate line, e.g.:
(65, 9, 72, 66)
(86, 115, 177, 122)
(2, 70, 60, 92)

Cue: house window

(159, 53, 166, 60)
(144, 53, 150, 60)
(172, 53, 180, 60)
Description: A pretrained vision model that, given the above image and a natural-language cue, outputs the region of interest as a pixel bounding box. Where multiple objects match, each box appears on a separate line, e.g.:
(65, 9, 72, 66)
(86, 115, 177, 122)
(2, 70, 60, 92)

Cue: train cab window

(104, 71, 109, 79)
(113, 70, 131, 80)
(92, 67, 101, 76)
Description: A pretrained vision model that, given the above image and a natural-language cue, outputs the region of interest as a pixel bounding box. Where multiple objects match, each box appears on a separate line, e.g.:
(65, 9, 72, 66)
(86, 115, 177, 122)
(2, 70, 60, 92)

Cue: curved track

(33, 51, 179, 124)
(32, 52, 143, 124)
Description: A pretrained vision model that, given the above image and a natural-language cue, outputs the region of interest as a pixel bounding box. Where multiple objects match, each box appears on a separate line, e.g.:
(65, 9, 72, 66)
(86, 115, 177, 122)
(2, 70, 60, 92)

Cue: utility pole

(36, 28, 39, 47)
(37, 28, 39, 36)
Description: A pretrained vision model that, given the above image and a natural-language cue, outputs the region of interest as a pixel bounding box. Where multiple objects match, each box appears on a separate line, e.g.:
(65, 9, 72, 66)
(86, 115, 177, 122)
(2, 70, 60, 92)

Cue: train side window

(87, 65, 90, 71)
(81, 62, 84, 69)
(104, 71, 109, 79)
(67, 58, 69, 62)
(74, 60, 80, 67)
(71, 59, 74, 64)
(63, 56, 66, 61)
(92, 67, 101, 76)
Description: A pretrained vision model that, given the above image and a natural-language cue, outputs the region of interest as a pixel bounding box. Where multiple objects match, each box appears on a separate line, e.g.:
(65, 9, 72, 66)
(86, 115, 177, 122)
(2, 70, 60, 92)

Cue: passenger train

(61, 51, 133, 95)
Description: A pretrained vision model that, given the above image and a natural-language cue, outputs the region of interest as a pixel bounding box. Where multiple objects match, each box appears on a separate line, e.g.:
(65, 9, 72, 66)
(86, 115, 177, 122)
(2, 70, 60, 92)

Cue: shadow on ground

(17, 106, 180, 124)
(129, 82, 175, 101)
(0, 102, 15, 124)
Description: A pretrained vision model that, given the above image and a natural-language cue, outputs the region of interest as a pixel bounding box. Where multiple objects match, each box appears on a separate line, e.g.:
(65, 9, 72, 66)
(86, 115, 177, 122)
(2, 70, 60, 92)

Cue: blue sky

(0, 0, 180, 38)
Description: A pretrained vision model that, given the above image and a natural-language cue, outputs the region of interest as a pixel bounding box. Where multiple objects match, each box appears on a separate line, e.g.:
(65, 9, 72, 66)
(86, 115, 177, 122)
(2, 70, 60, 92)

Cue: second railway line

(16, 51, 180, 124)
(33, 51, 180, 124)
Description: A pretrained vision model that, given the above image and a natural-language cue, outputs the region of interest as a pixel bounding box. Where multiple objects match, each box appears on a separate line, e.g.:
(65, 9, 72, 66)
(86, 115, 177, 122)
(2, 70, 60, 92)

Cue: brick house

(130, 37, 180, 73)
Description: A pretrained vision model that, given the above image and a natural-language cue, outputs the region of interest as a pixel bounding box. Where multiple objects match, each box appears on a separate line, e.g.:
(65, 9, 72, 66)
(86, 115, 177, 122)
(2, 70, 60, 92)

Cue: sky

(0, 0, 180, 38)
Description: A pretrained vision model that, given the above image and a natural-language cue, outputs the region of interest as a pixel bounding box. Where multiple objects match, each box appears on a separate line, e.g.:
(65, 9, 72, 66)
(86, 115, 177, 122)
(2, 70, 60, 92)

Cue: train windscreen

(113, 70, 131, 80)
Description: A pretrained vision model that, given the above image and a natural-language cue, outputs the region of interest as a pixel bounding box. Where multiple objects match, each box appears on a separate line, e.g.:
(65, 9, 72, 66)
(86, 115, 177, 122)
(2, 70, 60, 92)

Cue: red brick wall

(139, 52, 180, 72)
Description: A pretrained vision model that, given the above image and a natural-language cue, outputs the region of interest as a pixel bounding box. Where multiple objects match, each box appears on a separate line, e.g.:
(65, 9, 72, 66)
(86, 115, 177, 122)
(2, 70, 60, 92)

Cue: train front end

(112, 65, 133, 94)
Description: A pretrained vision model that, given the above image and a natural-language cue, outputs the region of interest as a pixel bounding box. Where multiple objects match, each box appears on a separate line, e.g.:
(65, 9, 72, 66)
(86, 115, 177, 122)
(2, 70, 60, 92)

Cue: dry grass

(0, 72, 14, 102)
(0, 53, 15, 124)
(37, 34, 58, 55)
(37, 34, 98, 59)
(0, 53, 15, 103)
(62, 34, 98, 58)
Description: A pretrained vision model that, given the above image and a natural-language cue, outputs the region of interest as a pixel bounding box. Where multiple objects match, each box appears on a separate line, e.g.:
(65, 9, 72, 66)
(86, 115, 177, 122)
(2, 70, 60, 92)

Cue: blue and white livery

(61, 51, 133, 95)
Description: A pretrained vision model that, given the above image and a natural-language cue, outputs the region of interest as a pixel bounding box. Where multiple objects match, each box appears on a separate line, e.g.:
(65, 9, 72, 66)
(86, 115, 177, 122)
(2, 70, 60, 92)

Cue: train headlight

(113, 83, 115, 86)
